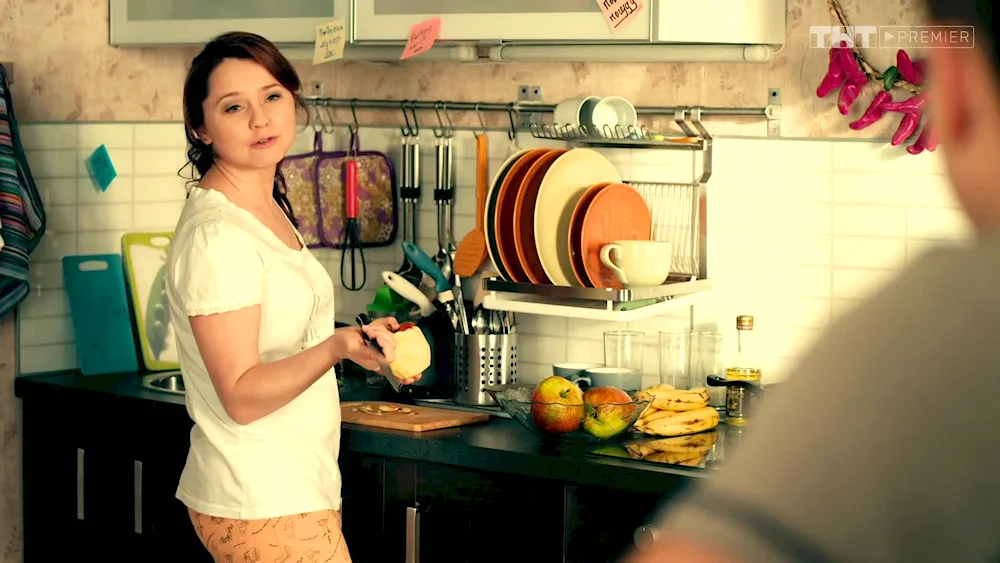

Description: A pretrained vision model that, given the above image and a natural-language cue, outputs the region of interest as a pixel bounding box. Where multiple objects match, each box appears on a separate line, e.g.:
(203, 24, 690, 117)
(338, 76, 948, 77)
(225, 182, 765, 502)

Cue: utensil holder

(453, 332, 518, 406)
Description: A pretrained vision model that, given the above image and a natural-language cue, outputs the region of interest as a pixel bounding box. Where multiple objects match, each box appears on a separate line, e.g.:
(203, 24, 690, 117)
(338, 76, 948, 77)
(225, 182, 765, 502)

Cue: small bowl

(552, 362, 603, 379)
(485, 383, 651, 442)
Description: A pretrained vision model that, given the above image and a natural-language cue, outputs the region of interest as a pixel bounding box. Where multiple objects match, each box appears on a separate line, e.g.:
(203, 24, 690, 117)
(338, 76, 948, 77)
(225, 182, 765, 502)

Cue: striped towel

(0, 63, 46, 316)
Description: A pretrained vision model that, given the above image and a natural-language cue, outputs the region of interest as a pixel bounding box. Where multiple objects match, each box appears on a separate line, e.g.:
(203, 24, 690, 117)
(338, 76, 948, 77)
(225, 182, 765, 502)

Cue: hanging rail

(301, 96, 770, 118)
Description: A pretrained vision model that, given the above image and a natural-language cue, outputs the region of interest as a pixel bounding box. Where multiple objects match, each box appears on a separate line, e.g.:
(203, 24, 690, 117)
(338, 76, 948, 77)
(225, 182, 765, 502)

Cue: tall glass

(696, 332, 726, 410)
(658, 331, 695, 389)
(603, 330, 644, 372)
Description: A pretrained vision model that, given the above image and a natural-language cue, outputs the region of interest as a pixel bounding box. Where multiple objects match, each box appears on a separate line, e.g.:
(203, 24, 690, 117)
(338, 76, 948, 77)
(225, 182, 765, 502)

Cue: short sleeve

(168, 220, 265, 317)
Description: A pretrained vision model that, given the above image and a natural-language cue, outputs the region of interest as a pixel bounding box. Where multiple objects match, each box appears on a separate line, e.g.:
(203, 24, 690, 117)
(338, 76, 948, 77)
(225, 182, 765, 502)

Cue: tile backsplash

(15, 122, 968, 384)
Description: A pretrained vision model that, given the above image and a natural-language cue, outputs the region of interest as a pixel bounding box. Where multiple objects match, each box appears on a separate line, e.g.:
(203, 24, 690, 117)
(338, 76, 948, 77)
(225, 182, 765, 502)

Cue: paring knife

(355, 313, 402, 392)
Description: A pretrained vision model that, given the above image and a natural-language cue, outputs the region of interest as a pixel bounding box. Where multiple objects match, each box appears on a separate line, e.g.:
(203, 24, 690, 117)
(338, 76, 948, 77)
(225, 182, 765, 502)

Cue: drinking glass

(696, 332, 725, 409)
(659, 331, 695, 389)
(603, 330, 644, 372)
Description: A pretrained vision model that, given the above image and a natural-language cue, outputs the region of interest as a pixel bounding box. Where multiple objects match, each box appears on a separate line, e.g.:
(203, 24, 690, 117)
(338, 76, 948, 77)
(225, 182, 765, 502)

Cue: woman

(165, 32, 415, 562)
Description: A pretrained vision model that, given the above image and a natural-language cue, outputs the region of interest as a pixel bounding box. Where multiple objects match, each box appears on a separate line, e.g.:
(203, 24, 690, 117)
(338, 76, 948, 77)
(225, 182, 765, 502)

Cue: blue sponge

(86, 144, 117, 192)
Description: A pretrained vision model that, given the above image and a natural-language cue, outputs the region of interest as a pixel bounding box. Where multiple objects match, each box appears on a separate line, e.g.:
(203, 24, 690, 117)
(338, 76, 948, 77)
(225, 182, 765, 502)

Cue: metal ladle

(431, 102, 456, 282)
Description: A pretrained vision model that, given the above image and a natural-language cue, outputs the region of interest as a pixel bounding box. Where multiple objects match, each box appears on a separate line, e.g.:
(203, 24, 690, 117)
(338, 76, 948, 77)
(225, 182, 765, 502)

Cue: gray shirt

(657, 232, 1000, 562)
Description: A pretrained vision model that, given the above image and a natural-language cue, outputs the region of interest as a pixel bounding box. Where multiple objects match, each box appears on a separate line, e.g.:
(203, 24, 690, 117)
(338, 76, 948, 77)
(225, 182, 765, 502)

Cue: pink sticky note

(596, 0, 644, 33)
(400, 17, 442, 60)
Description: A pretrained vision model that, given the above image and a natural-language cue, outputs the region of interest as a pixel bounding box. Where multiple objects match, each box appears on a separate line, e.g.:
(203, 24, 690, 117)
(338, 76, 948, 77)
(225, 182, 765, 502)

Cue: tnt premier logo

(810, 25, 975, 49)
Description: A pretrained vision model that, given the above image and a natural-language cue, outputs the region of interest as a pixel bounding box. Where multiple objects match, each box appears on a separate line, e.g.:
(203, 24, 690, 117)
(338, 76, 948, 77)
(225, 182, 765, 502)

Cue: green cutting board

(122, 232, 178, 371)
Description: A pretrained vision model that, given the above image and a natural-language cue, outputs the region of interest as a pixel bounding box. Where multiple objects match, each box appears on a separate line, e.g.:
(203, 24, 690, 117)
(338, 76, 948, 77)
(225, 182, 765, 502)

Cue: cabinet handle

(133, 460, 143, 534)
(405, 506, 420, 563)
(633, 524, 660, 549)
(76, 448, 85, 521)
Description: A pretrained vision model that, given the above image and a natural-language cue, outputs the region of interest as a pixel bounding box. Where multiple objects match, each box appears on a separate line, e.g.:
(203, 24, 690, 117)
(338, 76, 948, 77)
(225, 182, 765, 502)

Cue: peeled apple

(388, 322, 431, 380)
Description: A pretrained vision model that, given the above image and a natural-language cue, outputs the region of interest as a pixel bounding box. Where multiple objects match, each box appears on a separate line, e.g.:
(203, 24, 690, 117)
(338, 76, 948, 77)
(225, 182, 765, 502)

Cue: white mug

(586, 96, 637, 137)
(553, 96, 600, 129)
(599, 240, 672, 287)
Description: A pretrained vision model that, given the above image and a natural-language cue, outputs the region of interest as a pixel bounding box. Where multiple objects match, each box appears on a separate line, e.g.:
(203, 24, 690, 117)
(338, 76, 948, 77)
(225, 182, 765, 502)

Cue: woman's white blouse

(165, 186, 341, 519)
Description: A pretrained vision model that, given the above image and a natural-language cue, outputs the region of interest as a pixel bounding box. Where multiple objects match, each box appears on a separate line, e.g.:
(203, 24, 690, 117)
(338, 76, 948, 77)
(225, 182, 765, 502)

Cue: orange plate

(494, 149, 549, 282)
(513, 149, 567, 284)
(580, 183, 653, 289)
(568, 182, 614, 286)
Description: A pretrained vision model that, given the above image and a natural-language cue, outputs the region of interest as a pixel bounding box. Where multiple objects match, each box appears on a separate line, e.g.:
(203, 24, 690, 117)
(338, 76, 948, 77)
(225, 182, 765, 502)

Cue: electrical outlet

(517, 85, 543, 129)
(766, 88, 782, 137)
(310, 82, 324, 97)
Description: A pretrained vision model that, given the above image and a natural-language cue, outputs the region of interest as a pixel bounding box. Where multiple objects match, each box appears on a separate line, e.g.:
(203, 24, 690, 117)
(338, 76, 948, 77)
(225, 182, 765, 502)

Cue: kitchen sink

(141, 371, 185, 395)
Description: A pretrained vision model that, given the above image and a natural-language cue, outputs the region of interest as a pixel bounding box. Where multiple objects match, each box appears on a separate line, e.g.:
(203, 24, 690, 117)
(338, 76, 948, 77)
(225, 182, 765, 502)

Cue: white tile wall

(14, 123, 968, 385)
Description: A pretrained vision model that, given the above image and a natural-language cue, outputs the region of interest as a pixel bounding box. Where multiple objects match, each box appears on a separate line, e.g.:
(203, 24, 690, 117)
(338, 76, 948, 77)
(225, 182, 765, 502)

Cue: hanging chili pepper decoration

(891, 112, 921, 146)
(835, 46, 868, 85)
(833, 46, 869, 114)
(896, 50, 924, 85)
(838, 83, 864, 115)
(881, 92, 927, 113)
(849, 91, 892, 130)
(817, 47, 846, 98)
(882, 66, 901, 92)
(907, 126, 938, 154)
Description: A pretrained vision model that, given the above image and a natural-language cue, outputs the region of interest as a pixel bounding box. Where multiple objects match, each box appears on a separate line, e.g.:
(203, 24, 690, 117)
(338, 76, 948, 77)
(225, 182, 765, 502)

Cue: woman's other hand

(333, 317, 399, 372)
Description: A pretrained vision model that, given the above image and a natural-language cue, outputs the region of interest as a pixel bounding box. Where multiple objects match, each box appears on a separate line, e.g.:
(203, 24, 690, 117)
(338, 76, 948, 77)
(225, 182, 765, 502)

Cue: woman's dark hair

(181, 31, 303, 224)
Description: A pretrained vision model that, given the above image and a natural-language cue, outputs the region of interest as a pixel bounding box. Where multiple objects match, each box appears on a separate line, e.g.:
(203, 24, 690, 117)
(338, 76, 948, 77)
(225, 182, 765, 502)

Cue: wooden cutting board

(341, 402, 489, 432)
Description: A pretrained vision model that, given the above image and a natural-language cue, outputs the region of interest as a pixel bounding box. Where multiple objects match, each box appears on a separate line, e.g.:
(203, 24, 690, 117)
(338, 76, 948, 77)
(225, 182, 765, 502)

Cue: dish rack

(481, 177, 710, 322)
(483, 112, 713, 322)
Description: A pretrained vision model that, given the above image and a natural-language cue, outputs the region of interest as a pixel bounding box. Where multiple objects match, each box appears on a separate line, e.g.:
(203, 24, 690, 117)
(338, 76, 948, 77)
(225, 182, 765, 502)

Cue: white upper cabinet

(109, 0, 346, 45)
(350, 0, 651, 43)
(654, 0, 784, 45)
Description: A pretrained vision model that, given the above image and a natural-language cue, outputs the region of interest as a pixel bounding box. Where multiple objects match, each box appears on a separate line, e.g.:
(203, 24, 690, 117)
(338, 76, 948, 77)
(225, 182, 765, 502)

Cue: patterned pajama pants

(188, 508, 352, 563)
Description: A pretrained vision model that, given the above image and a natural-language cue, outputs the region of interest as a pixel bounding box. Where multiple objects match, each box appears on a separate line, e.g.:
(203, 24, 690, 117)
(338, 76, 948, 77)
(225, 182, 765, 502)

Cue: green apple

(582, 386, 636, 439)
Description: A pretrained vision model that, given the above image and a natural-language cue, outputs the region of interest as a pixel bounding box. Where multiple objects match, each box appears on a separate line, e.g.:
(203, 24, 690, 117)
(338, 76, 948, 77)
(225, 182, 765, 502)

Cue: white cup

(586, 96, 637, 137)
(599, 240, 672, 287)
(553, 96, 600, 129)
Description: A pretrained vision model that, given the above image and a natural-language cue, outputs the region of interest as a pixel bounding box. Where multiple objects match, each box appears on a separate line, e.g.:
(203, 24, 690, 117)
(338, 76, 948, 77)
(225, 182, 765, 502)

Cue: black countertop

(14, 371, 719, 494)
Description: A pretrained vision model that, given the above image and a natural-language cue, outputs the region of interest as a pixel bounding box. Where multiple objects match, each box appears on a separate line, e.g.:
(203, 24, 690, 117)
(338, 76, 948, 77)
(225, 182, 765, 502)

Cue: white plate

(532, 149, 621, 286)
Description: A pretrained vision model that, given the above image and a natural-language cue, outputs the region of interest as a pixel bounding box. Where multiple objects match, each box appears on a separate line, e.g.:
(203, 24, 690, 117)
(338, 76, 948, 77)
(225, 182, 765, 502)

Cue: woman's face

(198, 58, 296, 171)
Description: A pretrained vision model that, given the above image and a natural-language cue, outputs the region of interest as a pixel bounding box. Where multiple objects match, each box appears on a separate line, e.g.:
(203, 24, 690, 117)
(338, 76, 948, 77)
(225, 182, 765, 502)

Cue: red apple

(582, 386, 637, 439)
(530, 376, 584, 434)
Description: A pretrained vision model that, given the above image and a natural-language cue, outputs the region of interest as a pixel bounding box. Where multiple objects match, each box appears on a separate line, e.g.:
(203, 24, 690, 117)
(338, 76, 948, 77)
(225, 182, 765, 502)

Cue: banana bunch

(633, 384, 720, 437)
(624, 430, 718, 467)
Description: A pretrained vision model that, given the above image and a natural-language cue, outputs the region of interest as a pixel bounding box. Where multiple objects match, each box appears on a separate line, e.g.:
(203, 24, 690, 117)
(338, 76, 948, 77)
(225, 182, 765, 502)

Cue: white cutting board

(122, 232, 179, 371)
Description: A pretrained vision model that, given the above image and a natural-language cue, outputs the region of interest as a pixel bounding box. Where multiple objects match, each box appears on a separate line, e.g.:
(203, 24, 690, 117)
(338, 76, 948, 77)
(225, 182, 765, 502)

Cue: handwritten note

(86, 145, 117, 192)
(313, 19, 347, 64)
(596, 0, 643, 33)
(400, 17, 441, 60)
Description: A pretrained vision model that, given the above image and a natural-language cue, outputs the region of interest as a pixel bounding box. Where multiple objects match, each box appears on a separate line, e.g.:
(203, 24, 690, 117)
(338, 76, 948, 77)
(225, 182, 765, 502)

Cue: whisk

(340, 158, 366, 290)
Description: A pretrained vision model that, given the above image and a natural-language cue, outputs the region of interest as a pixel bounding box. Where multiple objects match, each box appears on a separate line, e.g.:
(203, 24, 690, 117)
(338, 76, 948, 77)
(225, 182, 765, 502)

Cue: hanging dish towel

(315, 130, 397, 249)
(0, 63, 46, 317)
(280, 131, 325, 248)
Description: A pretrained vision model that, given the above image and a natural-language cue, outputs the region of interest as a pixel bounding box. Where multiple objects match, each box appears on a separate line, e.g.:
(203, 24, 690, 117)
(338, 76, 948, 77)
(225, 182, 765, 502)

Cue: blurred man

(624, 1, 1000, 562)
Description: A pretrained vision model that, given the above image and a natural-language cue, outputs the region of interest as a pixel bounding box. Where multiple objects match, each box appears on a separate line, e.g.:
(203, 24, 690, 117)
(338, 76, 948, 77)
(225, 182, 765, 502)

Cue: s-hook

(506, 103, 519, 147)
(399, 99, 418, 137)
(347, 98, 360, 139)
(432, 101, 454, 139)
(474, 103, 488, 136)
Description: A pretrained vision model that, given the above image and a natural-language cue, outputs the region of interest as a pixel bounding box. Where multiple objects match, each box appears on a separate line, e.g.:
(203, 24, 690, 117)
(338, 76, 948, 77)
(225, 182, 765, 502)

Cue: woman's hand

(332, 317, 399, 373)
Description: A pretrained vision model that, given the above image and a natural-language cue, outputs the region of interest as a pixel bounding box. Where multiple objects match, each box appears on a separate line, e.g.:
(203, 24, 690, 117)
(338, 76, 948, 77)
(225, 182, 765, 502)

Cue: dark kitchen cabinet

(382, 459, 564, 563)
(21, 391, 207, 562)
(564, 484, 675, 563)
(19, 374, 686, 563)
(340, 452, 388, 562)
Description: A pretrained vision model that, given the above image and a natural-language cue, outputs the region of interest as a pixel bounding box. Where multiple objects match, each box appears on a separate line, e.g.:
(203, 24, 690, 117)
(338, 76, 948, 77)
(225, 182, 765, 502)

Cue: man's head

(925, 0, 1000, 232)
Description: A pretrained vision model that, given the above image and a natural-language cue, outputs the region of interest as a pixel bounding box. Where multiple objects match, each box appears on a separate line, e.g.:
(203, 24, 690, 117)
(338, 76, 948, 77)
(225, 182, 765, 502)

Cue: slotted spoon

(452, 132, 489, 278)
